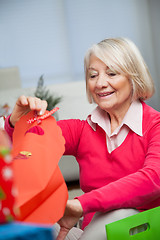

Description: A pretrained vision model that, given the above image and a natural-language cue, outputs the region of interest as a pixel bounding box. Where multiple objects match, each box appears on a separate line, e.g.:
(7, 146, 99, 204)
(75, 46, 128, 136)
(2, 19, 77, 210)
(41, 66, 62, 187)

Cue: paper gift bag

(0, 129, 17, 223)
(12, 110, 68, 224)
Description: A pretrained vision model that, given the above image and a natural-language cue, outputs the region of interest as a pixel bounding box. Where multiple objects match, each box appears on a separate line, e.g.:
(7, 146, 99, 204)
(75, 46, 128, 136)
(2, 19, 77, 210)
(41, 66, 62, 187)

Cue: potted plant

(34, 75, 62, 120)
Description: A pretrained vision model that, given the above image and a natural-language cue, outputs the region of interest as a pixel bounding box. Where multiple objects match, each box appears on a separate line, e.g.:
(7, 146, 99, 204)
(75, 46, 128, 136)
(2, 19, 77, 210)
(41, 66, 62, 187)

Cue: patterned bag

(0, 129, 17, 223)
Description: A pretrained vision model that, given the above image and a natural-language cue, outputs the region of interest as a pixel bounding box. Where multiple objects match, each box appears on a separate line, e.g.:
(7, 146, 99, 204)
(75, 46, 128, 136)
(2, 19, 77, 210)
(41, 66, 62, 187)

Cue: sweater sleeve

(77, 119, 160, 215)
(4, 115, 14, 141)
(57, 119, 85, 156)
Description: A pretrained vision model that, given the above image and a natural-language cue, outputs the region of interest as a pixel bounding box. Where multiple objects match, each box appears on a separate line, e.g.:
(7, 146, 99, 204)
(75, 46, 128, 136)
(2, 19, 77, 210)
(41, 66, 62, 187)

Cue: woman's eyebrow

(88, 67, 97, 71)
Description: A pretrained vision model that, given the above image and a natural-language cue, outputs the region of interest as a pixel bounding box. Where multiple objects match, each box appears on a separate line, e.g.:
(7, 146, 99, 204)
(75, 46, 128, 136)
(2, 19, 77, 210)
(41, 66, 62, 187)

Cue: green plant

(34, 75, 62, 120)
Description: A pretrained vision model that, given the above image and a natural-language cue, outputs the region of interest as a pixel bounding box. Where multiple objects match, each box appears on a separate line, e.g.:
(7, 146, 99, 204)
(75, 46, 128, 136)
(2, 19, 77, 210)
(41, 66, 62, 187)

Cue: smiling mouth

(97, 92, 114, 97)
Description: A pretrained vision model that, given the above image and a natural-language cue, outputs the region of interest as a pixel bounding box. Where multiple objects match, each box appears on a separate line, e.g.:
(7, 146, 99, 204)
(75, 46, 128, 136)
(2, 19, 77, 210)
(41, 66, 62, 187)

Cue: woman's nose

(96, 75, 108, 88)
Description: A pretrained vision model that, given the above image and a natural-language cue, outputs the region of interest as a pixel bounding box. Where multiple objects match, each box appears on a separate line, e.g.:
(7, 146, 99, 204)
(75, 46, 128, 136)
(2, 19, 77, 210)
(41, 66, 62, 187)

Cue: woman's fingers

(56, 200, 83, 239)
(18, 95, 29, 105)
(10, 96, 48, 126)
(16, 96, 47, 111)
(26, 97, 47, 115)
(56, 227, 69, 240)
(37, 100, 48, 115)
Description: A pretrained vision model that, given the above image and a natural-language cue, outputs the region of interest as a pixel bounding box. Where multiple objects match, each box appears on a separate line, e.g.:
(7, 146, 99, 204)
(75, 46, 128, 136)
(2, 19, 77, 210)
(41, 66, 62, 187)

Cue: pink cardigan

(5, 102, 160, 229)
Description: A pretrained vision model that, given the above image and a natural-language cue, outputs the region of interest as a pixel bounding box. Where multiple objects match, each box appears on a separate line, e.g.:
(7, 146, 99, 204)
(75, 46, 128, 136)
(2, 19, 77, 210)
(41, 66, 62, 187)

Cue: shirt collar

(87, 100, 143, 136)
(87, 106, 108, 132)
(122, 100, 143, 136)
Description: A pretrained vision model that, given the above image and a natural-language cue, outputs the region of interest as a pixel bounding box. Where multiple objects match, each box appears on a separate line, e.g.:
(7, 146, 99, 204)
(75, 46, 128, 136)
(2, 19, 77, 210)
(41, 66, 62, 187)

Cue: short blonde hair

(84, 37, 155, 103)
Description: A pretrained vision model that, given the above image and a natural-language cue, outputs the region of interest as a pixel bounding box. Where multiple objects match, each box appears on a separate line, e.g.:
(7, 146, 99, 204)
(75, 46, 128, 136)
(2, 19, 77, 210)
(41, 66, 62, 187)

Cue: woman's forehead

(88, 55, 118, 71)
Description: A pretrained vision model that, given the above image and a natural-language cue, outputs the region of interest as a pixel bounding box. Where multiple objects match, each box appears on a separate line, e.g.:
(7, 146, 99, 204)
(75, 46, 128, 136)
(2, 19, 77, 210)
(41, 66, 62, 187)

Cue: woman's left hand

(56, 199, 83, 240)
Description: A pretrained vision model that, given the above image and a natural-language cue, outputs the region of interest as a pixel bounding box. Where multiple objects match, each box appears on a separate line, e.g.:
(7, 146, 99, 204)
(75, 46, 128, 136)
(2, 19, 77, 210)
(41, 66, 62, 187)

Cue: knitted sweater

(57, 101, 160, 229)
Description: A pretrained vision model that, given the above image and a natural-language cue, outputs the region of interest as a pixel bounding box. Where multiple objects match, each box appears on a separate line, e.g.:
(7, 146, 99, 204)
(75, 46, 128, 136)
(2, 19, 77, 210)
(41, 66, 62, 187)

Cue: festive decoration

(34, 75, 62, 120)
(0, 104, 11, 118)
(0, 130, 17, 223)
(27, 107, 59, 124)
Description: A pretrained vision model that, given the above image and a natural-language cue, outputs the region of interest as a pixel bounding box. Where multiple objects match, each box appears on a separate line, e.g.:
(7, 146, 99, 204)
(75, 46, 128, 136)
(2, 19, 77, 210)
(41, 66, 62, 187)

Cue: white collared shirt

(87, 100, 143, 153)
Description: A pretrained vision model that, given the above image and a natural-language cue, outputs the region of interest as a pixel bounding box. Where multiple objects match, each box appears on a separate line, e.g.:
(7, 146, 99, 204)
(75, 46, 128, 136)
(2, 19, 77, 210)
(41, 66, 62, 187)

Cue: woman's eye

(89, 70, 98, 79)
(108, 72, 116, 77)
(90, 75, 97, 78)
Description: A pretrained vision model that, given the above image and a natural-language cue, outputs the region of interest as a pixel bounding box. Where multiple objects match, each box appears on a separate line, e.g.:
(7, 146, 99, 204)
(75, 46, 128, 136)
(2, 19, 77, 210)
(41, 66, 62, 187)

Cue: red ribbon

(27, 107, 59, 124)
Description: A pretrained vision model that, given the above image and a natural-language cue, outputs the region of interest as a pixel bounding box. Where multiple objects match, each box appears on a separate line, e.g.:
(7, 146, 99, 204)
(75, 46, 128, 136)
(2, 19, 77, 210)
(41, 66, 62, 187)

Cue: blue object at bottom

(0, 221, 54, 240)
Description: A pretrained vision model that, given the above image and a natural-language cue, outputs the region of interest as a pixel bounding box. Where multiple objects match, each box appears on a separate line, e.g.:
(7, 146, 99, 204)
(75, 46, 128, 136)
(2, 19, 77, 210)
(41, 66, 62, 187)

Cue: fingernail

(38, 110, 43, 115)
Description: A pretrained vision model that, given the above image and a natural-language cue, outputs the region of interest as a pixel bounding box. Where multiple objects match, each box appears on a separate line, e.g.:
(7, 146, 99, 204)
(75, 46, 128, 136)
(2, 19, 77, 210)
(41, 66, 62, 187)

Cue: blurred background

(0, 0, 160, 191)
(0, 0, 160, 109)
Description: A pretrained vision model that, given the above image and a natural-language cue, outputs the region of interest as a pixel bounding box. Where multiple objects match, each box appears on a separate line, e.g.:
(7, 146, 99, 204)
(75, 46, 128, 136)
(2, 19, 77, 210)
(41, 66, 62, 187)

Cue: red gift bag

(12, 110, 68, 224)
(0, 129, 17, 223)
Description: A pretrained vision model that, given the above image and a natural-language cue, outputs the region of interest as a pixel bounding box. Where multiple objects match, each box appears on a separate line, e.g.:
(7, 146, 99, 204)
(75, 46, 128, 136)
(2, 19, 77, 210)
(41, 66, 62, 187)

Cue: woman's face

(87, 55, 132, 115)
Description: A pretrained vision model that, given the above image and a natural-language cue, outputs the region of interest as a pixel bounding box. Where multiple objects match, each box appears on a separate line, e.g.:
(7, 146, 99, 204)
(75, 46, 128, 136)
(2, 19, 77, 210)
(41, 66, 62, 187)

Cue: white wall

(0, 0, 160, 109)
(0, 0, 72, 86)
(148, 0, 160, 88)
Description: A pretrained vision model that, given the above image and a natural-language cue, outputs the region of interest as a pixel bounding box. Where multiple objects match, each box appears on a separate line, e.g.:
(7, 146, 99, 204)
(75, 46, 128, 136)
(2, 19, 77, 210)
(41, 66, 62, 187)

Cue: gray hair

(84, 37, 155, 103)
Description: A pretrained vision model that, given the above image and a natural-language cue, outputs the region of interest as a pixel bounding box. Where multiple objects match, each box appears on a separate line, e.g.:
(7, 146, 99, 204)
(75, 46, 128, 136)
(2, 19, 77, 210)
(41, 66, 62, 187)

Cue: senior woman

(5, 38, 160, 240)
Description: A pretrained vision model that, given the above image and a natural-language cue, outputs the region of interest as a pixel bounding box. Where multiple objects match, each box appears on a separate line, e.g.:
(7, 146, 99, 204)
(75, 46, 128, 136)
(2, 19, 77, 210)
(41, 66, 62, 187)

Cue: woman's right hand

(9, 95, 48, 127)
(57, 199, 83, 240)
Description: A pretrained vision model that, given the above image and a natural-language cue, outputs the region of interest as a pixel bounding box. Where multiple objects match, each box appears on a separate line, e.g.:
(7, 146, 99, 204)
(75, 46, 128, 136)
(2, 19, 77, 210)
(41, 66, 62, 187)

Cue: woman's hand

(57, 199, 83, 240)
(10, 95, 47, 127)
